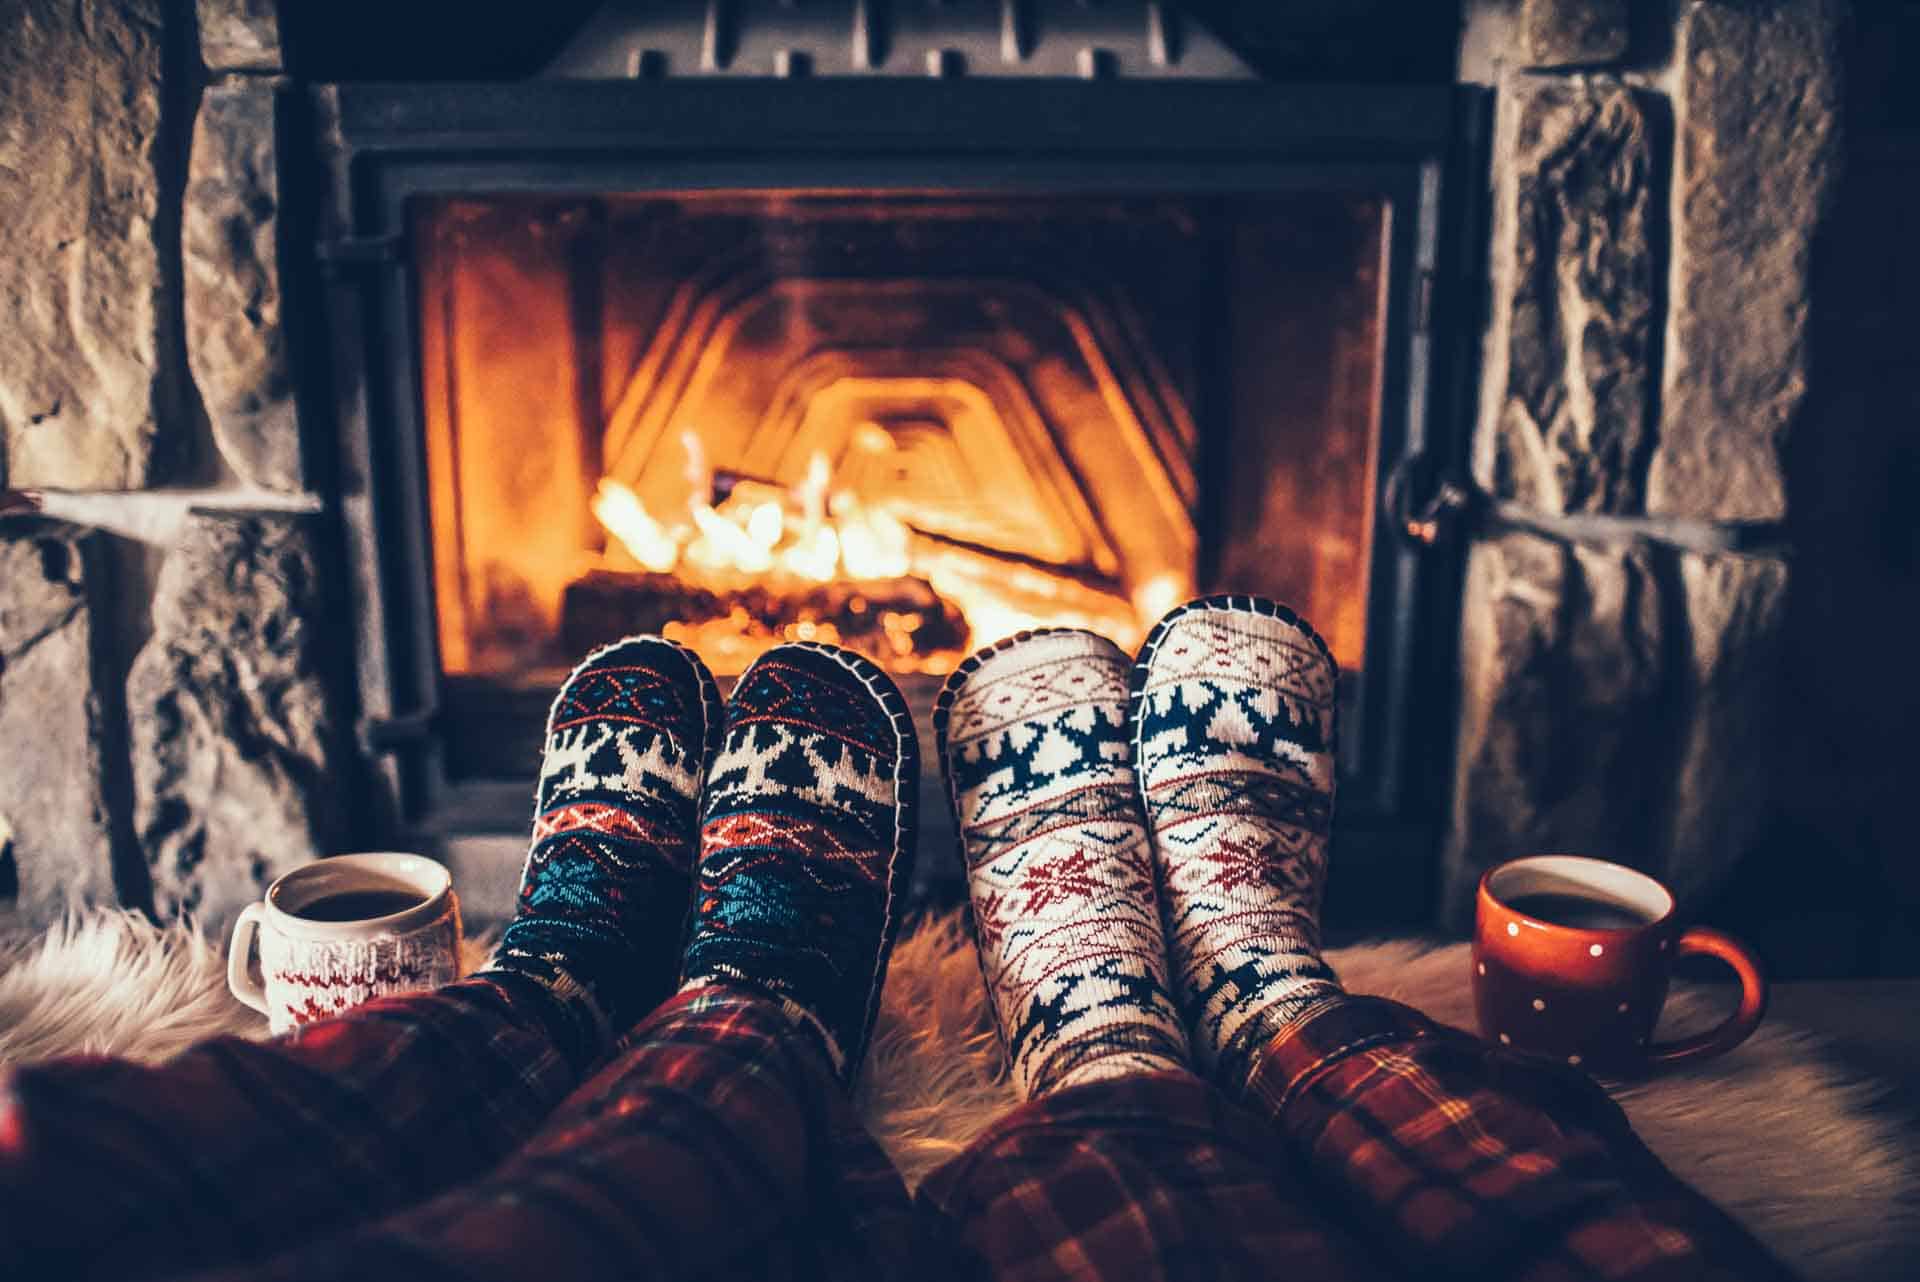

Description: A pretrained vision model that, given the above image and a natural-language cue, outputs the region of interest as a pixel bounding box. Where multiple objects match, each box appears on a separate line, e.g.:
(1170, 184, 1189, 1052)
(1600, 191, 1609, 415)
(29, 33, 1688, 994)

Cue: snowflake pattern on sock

(488, 636, 722, 1063)
(937, 630, 1192, 1099)
(678, 643, 918, 1082)
(1132, 595, 1345, 1088)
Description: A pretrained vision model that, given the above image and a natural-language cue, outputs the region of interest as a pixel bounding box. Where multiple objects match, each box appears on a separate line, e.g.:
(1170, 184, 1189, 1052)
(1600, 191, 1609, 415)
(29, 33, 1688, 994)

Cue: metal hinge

(1385, 452, 1471, 547)
(316, 233, 407, 276)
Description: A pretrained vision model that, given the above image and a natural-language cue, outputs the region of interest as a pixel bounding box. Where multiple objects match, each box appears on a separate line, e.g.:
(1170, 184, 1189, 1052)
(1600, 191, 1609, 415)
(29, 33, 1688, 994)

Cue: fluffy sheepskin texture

(2, 909, 1915, 1281)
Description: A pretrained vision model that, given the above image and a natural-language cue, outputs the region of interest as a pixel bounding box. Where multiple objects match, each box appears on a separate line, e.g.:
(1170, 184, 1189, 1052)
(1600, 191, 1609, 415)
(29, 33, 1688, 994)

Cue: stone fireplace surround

(0, 1, 1912, 978)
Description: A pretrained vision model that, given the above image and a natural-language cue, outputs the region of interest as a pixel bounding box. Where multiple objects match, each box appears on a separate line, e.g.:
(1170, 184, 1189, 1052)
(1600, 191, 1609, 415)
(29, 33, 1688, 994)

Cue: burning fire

(591, 433, 1181, 673)
(594, 442, 915, 586)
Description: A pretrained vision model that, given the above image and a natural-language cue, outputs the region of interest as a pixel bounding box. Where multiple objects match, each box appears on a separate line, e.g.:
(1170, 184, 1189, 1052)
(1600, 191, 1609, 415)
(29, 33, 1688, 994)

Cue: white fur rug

(3, 909, 1915, 1281)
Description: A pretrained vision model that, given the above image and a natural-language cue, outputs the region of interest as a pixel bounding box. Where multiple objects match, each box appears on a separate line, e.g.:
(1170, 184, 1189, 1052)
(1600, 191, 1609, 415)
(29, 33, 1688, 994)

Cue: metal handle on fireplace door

(1384, 454, 1791, 558)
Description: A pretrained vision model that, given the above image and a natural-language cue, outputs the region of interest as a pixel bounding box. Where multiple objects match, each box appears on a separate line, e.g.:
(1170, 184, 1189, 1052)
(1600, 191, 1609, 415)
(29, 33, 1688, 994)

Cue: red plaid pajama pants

(0, 982, 1791, 1282)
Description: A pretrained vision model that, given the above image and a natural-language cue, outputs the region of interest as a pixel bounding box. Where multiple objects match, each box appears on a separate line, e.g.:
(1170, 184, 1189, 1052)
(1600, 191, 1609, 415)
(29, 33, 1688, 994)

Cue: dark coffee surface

(295, 889, 427, 922)
(1506, 893, 1652, 932)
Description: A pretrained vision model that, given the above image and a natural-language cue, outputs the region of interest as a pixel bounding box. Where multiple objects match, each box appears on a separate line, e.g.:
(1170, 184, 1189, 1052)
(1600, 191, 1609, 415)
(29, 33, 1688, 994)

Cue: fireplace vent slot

(546, 0, 1252, 81)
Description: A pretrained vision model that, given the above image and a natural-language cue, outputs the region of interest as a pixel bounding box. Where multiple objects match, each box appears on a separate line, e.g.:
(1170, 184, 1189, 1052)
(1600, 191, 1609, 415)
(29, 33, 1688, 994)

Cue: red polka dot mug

(1473, 854, 1766, 1075)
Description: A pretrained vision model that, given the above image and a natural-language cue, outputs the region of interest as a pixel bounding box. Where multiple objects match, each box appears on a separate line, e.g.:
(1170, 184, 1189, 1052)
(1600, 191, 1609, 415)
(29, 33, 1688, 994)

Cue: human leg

(484, 634, 723, 1062)
(1135, 594, 1792, 1282)
(0, 973, 577, 1281)
(0, 637, 718, 1279)
(1241, 998, 1793, 1282)
(1130, 593, 1345, 1081)
(194, 642, 931, 1282)
(923, 629, 1390, 1282)
(933, 629, 1191, 1096)
(194, 985, 930, 1282)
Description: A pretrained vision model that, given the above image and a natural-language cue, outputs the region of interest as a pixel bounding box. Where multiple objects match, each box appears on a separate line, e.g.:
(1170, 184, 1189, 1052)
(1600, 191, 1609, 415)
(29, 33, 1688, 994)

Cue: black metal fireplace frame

(307, 78, 1489, 922)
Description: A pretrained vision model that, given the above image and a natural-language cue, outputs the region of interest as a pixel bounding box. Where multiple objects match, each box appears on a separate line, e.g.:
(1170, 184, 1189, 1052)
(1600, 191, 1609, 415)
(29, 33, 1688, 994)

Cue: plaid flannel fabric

(1245, 996, 1797, 1282)
(3, 976, 1792, 1282)
(0, 974, 577, 1280)
(918, 996, 1795, 1282)
(918, 1069, 1391, 1282)
(198, 983, 930, 1282)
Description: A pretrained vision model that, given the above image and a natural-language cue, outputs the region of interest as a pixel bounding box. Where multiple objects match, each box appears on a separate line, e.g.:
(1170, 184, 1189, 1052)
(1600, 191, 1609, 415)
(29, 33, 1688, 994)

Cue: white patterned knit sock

(1132, 596, 1346, 1090)
(936, 630, 1193, 1099)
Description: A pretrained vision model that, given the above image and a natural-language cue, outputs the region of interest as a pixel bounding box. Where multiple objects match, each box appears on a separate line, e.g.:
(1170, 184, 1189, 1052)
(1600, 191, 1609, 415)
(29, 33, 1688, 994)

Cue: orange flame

(598, 445, 918, 587)
(593, 442, 1183, 671)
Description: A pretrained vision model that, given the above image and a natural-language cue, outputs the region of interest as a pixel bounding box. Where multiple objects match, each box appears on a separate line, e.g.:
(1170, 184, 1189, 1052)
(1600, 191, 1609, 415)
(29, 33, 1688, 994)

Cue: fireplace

(421, 190, 1223, 688)
(314, 69, 1483, 914)
(420, 189, 1383, 723)
(0, 0, 1895, 961)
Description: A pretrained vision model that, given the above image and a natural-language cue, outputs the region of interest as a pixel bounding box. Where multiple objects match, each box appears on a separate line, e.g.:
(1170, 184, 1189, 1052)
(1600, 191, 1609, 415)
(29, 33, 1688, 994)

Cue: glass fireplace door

(417, 191, 1385, 711)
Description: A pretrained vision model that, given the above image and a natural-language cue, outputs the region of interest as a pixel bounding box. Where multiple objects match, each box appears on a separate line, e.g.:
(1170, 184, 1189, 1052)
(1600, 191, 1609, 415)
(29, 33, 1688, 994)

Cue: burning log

(576, 443, 1164, 674)
(559, 568, 968, 674)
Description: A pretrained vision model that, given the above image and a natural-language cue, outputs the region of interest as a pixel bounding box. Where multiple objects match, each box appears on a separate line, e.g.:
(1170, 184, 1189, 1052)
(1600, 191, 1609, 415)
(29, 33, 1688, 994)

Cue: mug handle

(1645, 926, 1768, 1066)
(227, 903, 271, 1016)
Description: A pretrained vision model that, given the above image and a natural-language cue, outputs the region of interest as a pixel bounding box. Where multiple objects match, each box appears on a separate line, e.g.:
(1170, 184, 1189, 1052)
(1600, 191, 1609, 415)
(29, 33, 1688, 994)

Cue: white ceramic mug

(228, 853, 463, 1033)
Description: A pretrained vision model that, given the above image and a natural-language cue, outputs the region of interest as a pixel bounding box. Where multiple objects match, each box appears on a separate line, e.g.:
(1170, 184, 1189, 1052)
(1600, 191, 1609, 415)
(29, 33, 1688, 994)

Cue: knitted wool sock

(487, 636, 722, 1066)
(678, 643, 918, 1083)
(1132, 595, 1346, 1090)
(936, 629, 1192, 1100)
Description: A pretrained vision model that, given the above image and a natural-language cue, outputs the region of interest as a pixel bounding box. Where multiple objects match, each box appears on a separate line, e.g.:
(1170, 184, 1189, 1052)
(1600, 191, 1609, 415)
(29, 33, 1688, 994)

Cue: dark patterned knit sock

(936, 629, 1192, 1099)
(1132, 595, 1346, 1091)
(678, 643, 919, 1083)
(486, 636, 722, 1067)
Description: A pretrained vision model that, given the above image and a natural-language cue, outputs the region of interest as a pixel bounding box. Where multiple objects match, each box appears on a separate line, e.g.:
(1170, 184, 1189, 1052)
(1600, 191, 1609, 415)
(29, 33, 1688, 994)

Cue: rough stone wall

(1482, 76, 1655, 516)
(1444, 0, 1848, 924)
(0, 1, 174, 491)
(0, 525, 123, 919)
(1651, 0, 1844, 521)
(0, 3, 336, 931)
(185, 74, 300, 491)
(130, 513, 346, 925)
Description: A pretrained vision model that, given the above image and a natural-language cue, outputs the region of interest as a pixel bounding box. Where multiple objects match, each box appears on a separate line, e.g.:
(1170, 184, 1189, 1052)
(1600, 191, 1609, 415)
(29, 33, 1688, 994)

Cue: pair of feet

(488, 637, 917, 1080)
(488, 594, 1342, 1100)
(938, 596, 1342, 1099)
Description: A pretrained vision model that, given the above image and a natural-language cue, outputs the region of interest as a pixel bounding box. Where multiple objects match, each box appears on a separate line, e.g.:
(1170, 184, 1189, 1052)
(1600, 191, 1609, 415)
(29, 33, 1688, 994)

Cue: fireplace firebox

(313, 74, 1486, 917)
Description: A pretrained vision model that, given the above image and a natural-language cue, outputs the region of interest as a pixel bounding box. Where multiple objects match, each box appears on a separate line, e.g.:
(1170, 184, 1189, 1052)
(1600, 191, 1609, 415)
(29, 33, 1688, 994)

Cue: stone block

(1521, 0, 1628, 68)
(1658, 551, 1789, 905)
(1483, 77, 1655, 515)
(186, 77, 302, 491)
(130, 513, 346, 927)
(1649, 0, 1844, 520)
(0, 524, 117, 921)
(1443, 532, 1671, 920)
(0, 1, 172, 490)
(1444, 531, 1792, 925)
(198, 0, 281, 73)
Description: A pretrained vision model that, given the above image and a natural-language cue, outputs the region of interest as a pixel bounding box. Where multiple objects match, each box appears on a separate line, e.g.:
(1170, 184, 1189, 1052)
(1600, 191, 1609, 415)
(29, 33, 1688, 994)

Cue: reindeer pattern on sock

(1133, 599, 1346, 1078)
(941, 631, 1194, 1098)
